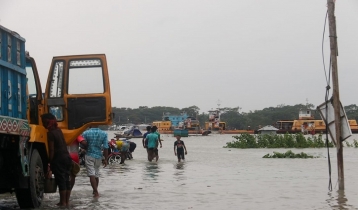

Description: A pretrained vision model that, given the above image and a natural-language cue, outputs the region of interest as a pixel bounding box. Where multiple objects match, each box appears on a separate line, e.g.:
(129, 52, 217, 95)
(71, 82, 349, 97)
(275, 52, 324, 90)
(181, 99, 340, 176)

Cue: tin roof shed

(258, 125, 279, 135)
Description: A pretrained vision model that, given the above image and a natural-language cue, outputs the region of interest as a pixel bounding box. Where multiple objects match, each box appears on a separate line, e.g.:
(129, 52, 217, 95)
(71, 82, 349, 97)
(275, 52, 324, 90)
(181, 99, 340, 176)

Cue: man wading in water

(174, 135, 187, 162)
(142, 126, 151, 159)
(145, 127, 159, 161)
(82, 126, 109, 198)
(151, 126, 162, 161)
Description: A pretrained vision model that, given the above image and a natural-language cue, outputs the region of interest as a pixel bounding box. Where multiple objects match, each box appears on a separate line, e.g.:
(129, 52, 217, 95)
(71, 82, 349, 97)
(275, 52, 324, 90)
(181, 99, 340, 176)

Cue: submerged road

(1, 132, 358, 209)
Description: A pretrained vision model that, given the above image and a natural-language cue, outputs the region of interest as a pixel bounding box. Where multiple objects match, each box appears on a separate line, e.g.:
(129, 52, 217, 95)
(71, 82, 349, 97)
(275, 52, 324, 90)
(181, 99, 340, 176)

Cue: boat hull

(159, 129, 254, 135)
(277, 128, 358, 134)
(160, 130, 203, 135)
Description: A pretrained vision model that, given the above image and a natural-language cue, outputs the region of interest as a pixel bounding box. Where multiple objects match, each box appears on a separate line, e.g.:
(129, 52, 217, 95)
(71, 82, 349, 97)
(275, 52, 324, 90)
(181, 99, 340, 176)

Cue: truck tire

(15, 149, 45, 208)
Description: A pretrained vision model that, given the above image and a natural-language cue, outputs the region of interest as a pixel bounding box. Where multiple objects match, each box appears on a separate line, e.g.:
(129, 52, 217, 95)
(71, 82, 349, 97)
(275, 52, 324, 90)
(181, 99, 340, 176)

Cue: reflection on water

(143, 162, 161, 180)
(1, 133, 358, 209)
(175, 162, 185, 170)
(173, 162, 187, 183)
(326, 190, 353, 210)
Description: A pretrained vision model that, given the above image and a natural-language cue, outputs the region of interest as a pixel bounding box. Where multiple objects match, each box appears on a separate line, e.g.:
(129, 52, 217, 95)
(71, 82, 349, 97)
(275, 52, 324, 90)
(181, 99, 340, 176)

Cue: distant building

(257, 125, 279, 135)
(162, 112, 188, 127)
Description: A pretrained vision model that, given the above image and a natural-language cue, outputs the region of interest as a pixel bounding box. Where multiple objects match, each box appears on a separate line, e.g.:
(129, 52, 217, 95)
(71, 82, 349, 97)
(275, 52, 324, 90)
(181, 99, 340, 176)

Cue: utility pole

(327, 0, 344, 190)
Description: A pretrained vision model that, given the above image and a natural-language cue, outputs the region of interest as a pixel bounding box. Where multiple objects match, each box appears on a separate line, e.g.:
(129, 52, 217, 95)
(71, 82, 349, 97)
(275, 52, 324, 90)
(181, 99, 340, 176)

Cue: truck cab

(0, 25, 112, 208)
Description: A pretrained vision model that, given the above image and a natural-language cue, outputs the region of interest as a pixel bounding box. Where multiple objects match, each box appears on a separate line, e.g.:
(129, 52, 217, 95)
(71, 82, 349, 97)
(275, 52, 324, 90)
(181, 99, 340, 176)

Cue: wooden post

(327, 0, 344, 190)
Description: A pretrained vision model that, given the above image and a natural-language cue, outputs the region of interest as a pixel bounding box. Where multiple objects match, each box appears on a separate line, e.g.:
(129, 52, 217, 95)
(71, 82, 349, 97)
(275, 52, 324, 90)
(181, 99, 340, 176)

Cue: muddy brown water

(1, 132, 358, 209)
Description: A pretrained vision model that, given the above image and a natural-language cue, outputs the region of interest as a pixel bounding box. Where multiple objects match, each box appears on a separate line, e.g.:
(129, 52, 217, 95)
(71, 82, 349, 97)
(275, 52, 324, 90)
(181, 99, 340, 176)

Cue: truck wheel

(15, 149, 45, 208)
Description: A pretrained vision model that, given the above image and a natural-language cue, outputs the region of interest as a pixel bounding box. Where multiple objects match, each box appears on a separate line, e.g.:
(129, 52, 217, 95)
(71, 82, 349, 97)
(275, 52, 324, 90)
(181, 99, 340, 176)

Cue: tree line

(108, 104, 358, 130)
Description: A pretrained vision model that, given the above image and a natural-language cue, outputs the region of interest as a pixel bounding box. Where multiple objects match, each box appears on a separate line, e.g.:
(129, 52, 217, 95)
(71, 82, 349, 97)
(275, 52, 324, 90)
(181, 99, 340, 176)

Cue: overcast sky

(1, 0, 357, 113)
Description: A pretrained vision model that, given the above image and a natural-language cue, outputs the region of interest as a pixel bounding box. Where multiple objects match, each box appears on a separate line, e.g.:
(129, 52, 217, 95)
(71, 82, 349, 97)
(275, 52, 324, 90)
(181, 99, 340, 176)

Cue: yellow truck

(0, 25, 112, 208)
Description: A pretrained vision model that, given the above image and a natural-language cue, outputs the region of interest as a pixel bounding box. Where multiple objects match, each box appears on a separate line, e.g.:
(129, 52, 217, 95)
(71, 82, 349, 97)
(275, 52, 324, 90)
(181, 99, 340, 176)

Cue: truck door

(25, 55, 43, 125)
(44, 54, 112, 142)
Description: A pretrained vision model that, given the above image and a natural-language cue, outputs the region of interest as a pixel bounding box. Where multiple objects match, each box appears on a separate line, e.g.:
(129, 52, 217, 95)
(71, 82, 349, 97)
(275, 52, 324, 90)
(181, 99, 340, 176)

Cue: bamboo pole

(327, 0, 344, 190)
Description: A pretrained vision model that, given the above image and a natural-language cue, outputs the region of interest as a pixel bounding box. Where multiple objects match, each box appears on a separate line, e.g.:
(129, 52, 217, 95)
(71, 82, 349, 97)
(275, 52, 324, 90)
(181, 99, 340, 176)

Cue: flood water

(2, 132, 358, 209)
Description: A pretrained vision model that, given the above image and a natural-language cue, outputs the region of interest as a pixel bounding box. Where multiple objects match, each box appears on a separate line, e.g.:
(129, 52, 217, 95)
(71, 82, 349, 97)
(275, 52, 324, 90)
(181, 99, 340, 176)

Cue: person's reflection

(175, 162, 184, 170)
(173, 162, 186, 181)
(144, 163, 160, 180)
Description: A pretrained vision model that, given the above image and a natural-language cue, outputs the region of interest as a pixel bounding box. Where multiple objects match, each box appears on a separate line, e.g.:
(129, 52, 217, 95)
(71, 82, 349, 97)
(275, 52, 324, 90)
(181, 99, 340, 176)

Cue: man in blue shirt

(142, 126, 151, 160)
(142, 126, 151, 148)
(152, 126, 162, 161)
(82, 126, 109, 198)
(145, 127, 159, 162)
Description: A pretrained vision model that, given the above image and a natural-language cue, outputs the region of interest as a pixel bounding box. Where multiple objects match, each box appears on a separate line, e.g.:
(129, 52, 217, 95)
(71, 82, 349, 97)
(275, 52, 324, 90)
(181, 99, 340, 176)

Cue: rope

(322, 9, 332, 191)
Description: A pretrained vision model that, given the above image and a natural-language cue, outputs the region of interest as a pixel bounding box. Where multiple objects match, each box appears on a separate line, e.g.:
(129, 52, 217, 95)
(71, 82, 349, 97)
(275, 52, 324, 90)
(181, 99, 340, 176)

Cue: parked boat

(115, 125, 143, 137)
(152, 120, 172, 131)
(275, 108, 358, 134)
(162, 112, 188, 127)
(111, 125, 129, 134)
(152, 112, 208, 136)
(202, 108, 255, 134)
(204, 109, 226, 132)
(108, 124, 118, 130)
(152, 109, 255, 135)
(125, 125, 143, 136)
(182, 116, 201, 131)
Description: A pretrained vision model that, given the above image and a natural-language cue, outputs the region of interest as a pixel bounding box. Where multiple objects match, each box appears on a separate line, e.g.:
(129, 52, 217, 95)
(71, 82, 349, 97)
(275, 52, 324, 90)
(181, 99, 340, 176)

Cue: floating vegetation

(354, 140, 358, 148)
(262, 150, 317, 158)
(224, 133, 337, 149)
(346, 141, 352, 147)
(345, 140, 358, 148)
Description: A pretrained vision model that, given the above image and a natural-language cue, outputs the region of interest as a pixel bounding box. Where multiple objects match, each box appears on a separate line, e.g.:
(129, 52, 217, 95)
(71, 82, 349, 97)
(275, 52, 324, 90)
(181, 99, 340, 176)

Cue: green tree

(181, 105, 200, 118)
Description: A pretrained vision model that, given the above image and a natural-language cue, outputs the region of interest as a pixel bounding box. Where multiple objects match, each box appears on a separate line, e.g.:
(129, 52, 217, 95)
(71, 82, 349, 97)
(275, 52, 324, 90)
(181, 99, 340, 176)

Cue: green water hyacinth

(262, 150, 317, 158)
(224, 133, 335, 149)
(354, 140, 358, 148)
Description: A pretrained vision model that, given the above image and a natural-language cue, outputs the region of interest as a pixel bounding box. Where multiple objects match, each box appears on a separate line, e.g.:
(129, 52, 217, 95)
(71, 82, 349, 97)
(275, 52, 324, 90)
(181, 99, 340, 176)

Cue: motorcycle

(106, 139, 136, 164)
(79, 147, 86, 166)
